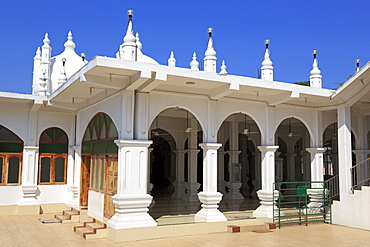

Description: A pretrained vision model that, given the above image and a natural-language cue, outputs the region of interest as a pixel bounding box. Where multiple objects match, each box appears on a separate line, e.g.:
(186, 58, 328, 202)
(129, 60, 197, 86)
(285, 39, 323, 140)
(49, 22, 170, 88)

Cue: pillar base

(307, 188, 328, 214)
(67, 185, 79, 207)
(224, 182, 244, 200)
(107, 194, 157, 229)
(18, 185, 39, 205)
(171, 181, 186, 199)
(182, 182, 200, 201)
(253, 190, 282, 218)
(195, 192, 227, 222)
(218, 180, 227, 195)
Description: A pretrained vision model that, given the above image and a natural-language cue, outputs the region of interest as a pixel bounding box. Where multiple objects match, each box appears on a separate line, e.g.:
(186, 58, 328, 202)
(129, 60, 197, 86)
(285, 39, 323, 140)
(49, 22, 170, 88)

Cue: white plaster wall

(148, 92, 209, 136)
(88, 190, 104, 217)
(322, 111, 336, 134)
(217, 98, 266, 140)
(76, 93, 121, 145)
(37, 185, 70, 203)
(37, 112, 74, 145)
(0, 186, 23, 205)
(0, 108, 29, 142)
(274, 105, 316, 145)
(332, 187, 370, 230)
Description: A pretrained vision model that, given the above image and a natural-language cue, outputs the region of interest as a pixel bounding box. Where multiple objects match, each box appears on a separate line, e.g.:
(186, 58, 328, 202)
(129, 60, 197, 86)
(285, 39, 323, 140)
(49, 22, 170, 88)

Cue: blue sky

(1, 0, 369, 93)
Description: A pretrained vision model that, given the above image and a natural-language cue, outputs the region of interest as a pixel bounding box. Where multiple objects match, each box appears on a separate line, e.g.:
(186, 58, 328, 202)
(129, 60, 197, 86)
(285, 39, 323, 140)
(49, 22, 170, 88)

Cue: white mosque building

(0, 10, 369, 239)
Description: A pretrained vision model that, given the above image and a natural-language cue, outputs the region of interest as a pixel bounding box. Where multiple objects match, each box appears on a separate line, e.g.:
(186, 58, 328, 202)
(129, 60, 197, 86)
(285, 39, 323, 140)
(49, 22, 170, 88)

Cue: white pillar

(306, 148, 325, 185)
(337, 104, 353, 195)
(171, 150, 186, 199)
(286, 153, 296, 181)
(253, 145, 279, 218)
(107, 140, 156, 229)
(195, 143, 227, 222)
(18, 146, 39, 205)
(306, 147, 326, 213)
(183, 149, 200, 201)
(225, 150, 243, 200)
(67, 146, 79, 207)
(217, 151, 227, 194)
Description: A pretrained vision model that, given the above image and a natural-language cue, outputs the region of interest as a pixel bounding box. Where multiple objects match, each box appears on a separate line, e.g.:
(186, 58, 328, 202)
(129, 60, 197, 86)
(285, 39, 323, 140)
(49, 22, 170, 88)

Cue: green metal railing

(273, 181, 332, 228)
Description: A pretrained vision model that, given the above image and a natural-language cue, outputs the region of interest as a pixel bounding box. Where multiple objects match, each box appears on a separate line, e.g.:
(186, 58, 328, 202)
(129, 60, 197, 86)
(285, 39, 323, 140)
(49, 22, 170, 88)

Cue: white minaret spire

(190, 52, 199, 71)
(136, 33, 142, 50)
(32, 47, 41, 95)
(356, 59, 360, 72)
(204, 28, 217, 73)
(219, 60, 227, 75)
(58, 58, 68, 85)
(168, 51, 176, 67)
(261, 39, 274, 81)
(38, 33, 52, 96)
(118, 10, 137, 60)
(309, 50, 322, 88)
(64, 31, 76, 52)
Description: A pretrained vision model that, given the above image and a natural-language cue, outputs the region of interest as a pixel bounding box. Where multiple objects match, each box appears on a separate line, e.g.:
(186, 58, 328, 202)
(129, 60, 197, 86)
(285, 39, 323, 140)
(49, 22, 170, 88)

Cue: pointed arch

(39, 127, 69, 185)
(0, 125, 23, 185)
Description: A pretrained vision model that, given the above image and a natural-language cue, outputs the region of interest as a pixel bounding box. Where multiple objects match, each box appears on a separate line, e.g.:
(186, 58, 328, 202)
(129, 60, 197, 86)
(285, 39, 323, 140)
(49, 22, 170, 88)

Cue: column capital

(187, 149, 200, 154)
(306, 147, 326, 154)
(174, 149, 186, 155)
(23, 146, 39, 152)
(227, 150, 241, 155)
(73, 145, 81, 152)
(352, 149, 370, 155)
(199, 143, 222, 150)
(115, 139, 152, 148)
(257, 145, 279, 152)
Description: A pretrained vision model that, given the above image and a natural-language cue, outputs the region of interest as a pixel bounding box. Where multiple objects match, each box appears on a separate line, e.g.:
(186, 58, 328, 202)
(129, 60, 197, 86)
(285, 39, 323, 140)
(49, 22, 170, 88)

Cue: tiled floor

(0, 214, 369, 246)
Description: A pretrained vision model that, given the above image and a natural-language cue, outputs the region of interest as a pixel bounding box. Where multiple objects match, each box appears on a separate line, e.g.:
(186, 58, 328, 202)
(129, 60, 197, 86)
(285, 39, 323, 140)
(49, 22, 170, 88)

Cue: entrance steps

(73, 218, 107, 239)
(54, 207, 80, 223)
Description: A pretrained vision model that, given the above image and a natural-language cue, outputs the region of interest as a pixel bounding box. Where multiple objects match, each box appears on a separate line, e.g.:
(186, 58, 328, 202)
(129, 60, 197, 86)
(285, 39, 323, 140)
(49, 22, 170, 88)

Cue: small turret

(190, 52, 199, 71)
(356, 59, 360, 73)
(32, 47, 41, 95)
(261, 39, 274, 81)
(136, 33, 142, 50)
(39, 33, 52, 96)
(64, 31, 76, 52)
(58, 58, 67, 85)
(41, 33, 52, 64)
(168, 51, 176, 67)
(219, 60, 228, 75)
(204, 28, 217, 73)
(309, 50, 322, 88)
(118, 10, 137, 60)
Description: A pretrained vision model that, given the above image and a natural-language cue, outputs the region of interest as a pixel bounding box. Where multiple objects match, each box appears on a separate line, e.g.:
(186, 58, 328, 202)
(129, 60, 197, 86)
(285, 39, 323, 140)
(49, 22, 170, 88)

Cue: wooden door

(104, 155, 118, 218)
(80, 155, 90, 206)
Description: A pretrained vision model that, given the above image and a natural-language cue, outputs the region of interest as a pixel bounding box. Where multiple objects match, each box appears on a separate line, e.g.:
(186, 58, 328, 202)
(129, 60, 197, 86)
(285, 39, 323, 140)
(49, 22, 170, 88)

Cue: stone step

(86, 221, 106, 232)
(74, 218, 107, 239)
(227, 223, 273, 233)
(54, 208, 80, 223)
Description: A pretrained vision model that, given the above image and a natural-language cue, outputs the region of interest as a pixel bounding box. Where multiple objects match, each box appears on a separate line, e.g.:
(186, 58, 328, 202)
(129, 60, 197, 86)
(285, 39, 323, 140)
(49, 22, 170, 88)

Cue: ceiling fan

(151, 117, 169, 137)
(173, 111, 201, 133)
(242, 115, 259, 135)
(287, 118, 301, 138)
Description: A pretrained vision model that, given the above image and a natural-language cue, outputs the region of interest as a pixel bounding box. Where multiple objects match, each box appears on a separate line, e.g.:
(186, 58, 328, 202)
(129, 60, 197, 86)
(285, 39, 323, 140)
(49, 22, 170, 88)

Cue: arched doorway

(217, 113, 261, 210)
(150, 132, 174, 196)
(148, 108, 203, 217)
(275, 118, 311, 182)
(38, 128, 68, 184)
(0, 125, 23, 185)
(323, 123, 338, 180)
(81, 112, 118, 218)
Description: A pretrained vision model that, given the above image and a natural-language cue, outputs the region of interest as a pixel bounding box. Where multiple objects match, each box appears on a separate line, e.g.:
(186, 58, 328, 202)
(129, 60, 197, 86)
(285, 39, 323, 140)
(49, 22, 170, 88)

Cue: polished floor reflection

(149, 185, 260, 224)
